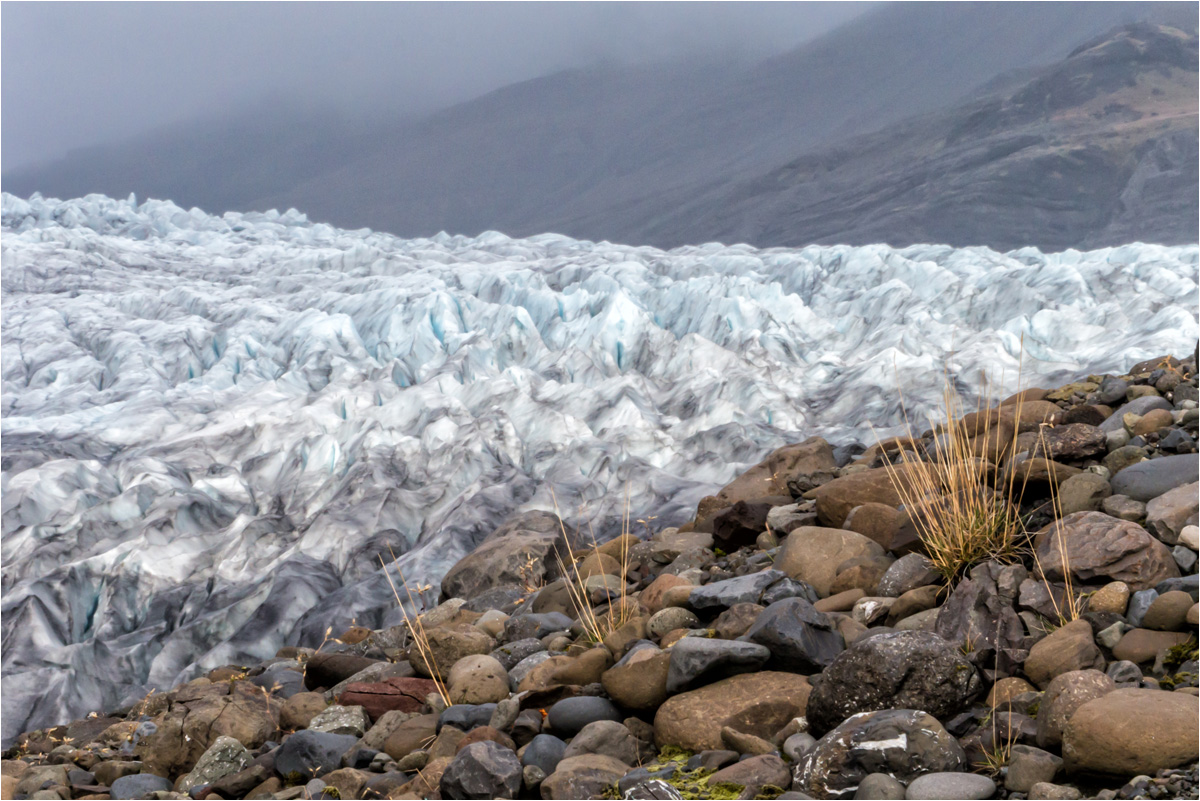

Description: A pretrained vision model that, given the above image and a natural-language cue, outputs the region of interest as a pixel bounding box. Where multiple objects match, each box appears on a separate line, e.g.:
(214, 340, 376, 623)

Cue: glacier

(1, 191, 1197, 746)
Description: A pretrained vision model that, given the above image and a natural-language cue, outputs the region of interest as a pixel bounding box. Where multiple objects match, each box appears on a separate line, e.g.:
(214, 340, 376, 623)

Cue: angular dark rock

(739, 597, 845, 673)
(665, 637, 771, 693)
(440, 740, 522, 800)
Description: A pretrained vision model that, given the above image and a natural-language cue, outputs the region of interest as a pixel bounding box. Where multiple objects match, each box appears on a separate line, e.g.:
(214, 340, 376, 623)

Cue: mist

(1, 1, 871, 171)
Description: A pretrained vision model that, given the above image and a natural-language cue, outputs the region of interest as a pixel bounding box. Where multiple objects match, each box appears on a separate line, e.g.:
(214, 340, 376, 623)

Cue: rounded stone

(1087, 581, 1131, 615)
(546, 696, 622, 737)
(447, 654, 510, 705)
(855, 772, 906, 799)
(1141, 590, 1193, 631)
(520, 733, 567, 775)
(905, 772, 996, 799)
(646, 607, 699, 639)
(1063, 688, 1199, 775)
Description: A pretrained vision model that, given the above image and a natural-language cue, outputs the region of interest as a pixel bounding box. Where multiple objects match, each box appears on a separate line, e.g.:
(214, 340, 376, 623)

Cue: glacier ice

(1, 191, 1197, 746)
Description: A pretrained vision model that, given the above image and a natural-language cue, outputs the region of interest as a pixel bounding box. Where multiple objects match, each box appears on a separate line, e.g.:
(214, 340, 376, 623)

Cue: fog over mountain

(4, 2, 1196, 250)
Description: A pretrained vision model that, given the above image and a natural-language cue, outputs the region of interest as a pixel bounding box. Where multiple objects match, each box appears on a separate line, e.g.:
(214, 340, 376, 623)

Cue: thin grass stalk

(378, 550, 450, 707)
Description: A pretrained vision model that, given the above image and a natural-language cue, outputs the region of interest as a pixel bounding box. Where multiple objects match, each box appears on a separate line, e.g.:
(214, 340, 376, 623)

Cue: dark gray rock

(1155, 574, 1200, 600)
(1109, 454, 1200, 502)
(249, 664, 306, 698)
(440, 740, 522, 800)
(521, 733, 567, 775)
(274, 730, 359, 779)
(1160, 429, 1196, 454)
(665, 638, 771, 693)
(508, 651, 556, 691)
(793, 709, 966, 798)
(934, 561, 1028, 676)
(440, 703, 498, 733)
(110, 774, 173, 799)
(760, 577, 820, 606)
(805, 631, 982, 736)
(1091, 377, 1130, 407)
(739, 597, 844, 672)
(1005, 745, 1063, 793)
(1106, 660, 1143, 685)
(876, 554, 941, 598)
(463, 585, 526, 613)
(490, 638, 546, 671)
(688, 570, 786, 610)
(546, 696, 622, 737)
(503, 611, 574, 641)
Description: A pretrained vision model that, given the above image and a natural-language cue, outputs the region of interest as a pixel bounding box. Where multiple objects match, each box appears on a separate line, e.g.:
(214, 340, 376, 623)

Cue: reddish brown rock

(654, 671, 811, 751)
(338, 677, 439, 721)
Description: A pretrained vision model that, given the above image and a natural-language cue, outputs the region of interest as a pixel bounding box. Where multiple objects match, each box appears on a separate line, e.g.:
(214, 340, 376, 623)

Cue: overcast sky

(1, 2, 871, 171)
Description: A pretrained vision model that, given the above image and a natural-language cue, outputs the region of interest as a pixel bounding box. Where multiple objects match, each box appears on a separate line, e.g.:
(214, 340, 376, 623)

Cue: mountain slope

(4, 2, 1195, 248)
(639, 23, 1199, 251)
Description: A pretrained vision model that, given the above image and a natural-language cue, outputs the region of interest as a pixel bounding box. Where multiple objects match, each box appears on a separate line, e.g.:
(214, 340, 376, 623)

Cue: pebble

(905, 772, 995, 799)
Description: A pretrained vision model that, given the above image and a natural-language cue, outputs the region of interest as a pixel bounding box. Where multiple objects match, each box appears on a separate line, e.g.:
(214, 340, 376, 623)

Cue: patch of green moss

(323, 787, 341, 799)
(705, 781, 745, 799)
(657, 745, 694, 762)
(283, 771, 308, 787)
(1027, 697, 1041, 718)
(1159, 671, 1197, 691)
(1162, 642, 1199, 673)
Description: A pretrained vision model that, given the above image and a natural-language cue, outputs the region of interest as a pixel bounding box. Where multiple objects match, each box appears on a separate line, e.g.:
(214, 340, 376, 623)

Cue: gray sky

(1, 1, 872, 171)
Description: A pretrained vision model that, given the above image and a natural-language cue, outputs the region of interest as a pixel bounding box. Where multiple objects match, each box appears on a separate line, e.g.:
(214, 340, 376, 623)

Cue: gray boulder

(805, 631, 981, 736)
(665, 638, 770, 693)
(1109, 454, 1199, 502)
(739, 597, 844, 672)
(688, 570, 786, 610)
(274, 730, 360, 779)
(794, 709, 966, 798)
(440, 740, 522, 800)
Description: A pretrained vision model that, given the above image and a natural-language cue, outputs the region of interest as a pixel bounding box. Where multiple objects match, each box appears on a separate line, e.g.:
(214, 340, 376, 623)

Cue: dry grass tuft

(552, 488, 638, 645)
(379, 548, 450, 707)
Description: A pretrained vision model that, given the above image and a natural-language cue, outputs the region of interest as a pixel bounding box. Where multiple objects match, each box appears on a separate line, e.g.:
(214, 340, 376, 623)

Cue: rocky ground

(3, 352, 1199, 801)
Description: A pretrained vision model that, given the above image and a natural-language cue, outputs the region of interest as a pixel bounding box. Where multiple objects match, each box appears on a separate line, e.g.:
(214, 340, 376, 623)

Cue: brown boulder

(710, 437, 837, 510)
(1023, 619, 1105, 689)
(1110, 628, 1193, 664)
(440, 510, 577, 600)
(1142, 590, 1195, 631)
(1035, 512, 1180, 592)
(843, 503, 912, 553)
(137, 682, 278, 778)
(338, 677, 439, 721)
(775, 526, 885, 597)
(1063, 689, 1199, 776)
(829, 555, 895, 596)
(411, 623, 495, 678)
(601, 650, 670, 710)
(809, 464, 927, 528)
(707, 754, 791, 792)
(1035, 670, 1116, 749)
(447, 654, 509, 705)
(1031, 424, 1107, 461)
(279, 692, 329, 731)
(653, 671, 811, 751)
(639, 574, 691, 614)
(382, 714, 439, 760)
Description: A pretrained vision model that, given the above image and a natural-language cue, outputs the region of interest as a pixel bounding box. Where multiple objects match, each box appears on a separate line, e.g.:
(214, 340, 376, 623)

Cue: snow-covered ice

(2, 192, 1197, 745)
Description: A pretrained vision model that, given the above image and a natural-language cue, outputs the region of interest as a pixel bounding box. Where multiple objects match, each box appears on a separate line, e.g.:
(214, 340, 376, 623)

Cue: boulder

(308, 704, 371, 737)
(546, 697, 622, 738)
(1110, 628, 1192, 664)
(906, 773, 996, 800)
(1109, 454, 1200, 502)
(178, 736, 252, 793)
(382, 714, 439, 760)
(1005, 745, 1063, 793)
(712, 603, 765, 639)
(639, 574, 692, 614)
(1034, 669, 1116, 750)
(1086, 581, 1131, 615)
(653, 671, 811, 751)
(708, 437, 837, 511)
(688, 569, 786, 610)
(412, 624, 496, 678)
(739, 597, 844, 672)
(877, 553, 941, 597)
(843, 503, 912, 553)
(1062, 689, 1199, 776)
(304, 653, 383, 691)
(1056, 473, 1113, 515)
(1141, 590, 1194, 631)
(280, 692, 330, 730)
(561, 720, 647, 765)
(829, 555, 895, 596)
(805, 631, 980, 735)
(808, 464, 926, 528)
(136, 682, 278, 777)
(275, 729, 360, 780)
(794, 709, 966, 798)
(601, 647, 671, 710)
(1098, 396, 1173, 433)
(338, 677, 439, 721)
(440, 740, 522, 800)
(440, 511, 577, 600)
(1036, 511, 1180, 592)
(713, 499, 789, 550)
(1032, 423, 1107, 461)
(1145, 482, 1199, 545)
(775, 527, 885, 597)
(934, 561, 1027, 674)
(1023, 619, 1105, 689)
(521, 733, 567, 776)
(448, 655, 509, 705)
(706, 754, 791, 793)
(665, 637, 770, 692)
(109, 774, 173, 799)
(540, 754, 630, 800)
